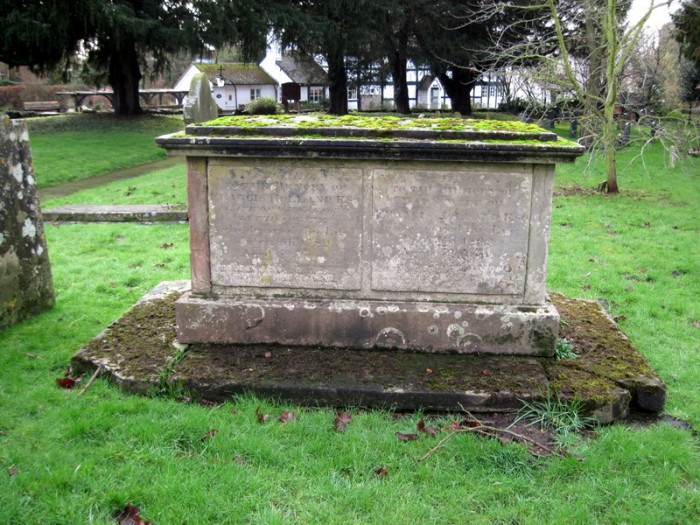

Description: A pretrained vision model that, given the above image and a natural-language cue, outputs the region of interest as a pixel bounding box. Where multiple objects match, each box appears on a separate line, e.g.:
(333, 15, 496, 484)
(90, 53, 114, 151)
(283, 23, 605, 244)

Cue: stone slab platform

(43, 204, 188, 223)
(71, 282, 666, 425)
(176, 294, 559, 356)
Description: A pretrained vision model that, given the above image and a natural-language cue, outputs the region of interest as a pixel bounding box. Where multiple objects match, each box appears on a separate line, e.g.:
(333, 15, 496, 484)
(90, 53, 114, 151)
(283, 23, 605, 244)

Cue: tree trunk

(326, 47, 348, 116)
(601, 0, 619, 194)
(108, 41, 143, 116)
(391, 53, 410, 114)
(604, 142, 619, 193)
(599, 117, 620, 193)
(437, 67, 476, 115)
(389, 26, 410, 114)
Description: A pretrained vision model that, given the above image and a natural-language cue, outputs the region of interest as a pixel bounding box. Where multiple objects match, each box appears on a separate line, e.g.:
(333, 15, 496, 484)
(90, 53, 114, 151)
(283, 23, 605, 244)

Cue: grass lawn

(41, 164, 187, 210)
(27, 113, 184, 188)
(1, 123, 699, 523)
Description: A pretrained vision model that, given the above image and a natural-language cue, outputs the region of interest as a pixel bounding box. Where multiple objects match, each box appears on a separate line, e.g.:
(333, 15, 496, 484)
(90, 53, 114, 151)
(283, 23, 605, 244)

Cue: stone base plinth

(71, 282, 668, 423)
(175, 293, 559, 356)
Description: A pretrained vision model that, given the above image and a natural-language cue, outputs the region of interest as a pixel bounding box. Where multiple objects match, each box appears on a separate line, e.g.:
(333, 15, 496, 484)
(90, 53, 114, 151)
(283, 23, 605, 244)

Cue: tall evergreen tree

(673, 0, 700, 68)
(412, 0, 551, 115)
(0, 0, 269, 115)
(271, 0, 379, 115)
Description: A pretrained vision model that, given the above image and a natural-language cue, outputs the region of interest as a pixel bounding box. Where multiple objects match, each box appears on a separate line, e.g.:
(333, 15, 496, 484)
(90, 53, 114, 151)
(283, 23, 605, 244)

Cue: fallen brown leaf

(396, 432, 420, 441)
(111, 504, 152, 525)
(334, 411, 352, 432)
(417, 419, 439, 436)
(255, 406, 270, 423)
(200, 429, 218, 442)
(279, 410, 296, 423)
(56, 374, 80, 389)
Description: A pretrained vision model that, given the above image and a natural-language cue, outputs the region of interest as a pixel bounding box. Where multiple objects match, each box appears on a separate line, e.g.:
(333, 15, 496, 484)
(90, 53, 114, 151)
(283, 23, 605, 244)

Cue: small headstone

(0, 116, 55, 329)
(669, 145, 679, 168)
(569, 118, 578, 138)
(618, 121, 632, 146)
(183, 73, 219, 125)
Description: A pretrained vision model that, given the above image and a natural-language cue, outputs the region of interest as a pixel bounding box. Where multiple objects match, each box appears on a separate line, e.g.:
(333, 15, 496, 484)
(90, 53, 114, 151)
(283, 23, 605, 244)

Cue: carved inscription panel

(371, 168, 532, 295)
(208, 163, 363, 290)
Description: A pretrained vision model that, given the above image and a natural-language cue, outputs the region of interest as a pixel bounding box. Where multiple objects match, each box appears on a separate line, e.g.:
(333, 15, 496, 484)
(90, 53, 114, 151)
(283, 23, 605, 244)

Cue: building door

(430, 87, 439, 109)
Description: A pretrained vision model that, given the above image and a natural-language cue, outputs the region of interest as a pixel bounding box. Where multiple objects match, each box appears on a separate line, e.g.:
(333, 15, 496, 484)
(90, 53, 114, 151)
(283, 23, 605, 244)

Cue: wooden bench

(23, 100, 61, 112)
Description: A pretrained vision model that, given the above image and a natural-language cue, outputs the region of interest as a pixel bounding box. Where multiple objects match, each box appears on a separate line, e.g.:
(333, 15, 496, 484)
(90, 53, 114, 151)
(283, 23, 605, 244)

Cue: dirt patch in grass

(554, 185, 600, 197)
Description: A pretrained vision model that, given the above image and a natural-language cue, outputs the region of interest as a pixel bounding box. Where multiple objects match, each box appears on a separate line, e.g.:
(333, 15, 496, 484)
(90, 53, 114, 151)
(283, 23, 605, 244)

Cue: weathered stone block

(175, 294, 560, 355)
(158, 115, 584, 355)
(0, 117, 54, 329)
(183, 73, 219, 125)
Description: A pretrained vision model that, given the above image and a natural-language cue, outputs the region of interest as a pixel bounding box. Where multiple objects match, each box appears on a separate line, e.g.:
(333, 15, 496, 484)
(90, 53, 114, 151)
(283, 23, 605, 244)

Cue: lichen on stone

(203, 113, 544, 133)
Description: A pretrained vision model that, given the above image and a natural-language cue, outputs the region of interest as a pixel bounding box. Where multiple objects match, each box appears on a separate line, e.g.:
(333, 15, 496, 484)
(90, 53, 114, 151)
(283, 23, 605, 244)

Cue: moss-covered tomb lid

(157, 114, 586, 163)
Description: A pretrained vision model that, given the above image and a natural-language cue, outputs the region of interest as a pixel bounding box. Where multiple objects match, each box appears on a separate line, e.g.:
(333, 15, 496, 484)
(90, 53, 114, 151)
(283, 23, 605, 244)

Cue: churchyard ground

(0, 115, 698, 524)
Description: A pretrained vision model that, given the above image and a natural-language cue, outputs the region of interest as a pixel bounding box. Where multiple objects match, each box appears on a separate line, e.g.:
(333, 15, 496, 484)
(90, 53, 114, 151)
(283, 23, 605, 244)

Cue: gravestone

(618, 121, 632, 146)
(157, 115, 584, 356)
(569, 118, 578, 138)
(0, 117, 54, 329)
(183, 73, 219, 125)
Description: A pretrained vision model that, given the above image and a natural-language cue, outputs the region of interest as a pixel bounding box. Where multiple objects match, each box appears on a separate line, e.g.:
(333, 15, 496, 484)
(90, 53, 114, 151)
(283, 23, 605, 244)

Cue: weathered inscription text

(371, 168, 531, 295)
(208, 164, 364, 290)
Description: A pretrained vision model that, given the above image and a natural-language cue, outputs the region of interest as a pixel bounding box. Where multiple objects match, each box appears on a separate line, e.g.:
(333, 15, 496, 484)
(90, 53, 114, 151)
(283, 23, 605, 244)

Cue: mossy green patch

(72, 293, 182, 392)
(203, 113, 547, 134)
(546, 292, 665, 413)
(550, 292, 658, 381)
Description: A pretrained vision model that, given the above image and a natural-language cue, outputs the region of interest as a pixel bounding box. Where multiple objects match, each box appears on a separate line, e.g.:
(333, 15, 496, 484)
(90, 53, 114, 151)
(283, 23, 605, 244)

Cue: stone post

(0, 117, 54, 329)
(183, 73, 219, 125)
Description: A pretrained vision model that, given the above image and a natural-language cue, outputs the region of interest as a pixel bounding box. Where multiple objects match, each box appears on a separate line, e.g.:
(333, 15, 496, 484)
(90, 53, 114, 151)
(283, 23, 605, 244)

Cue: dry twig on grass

(77, 365, 103, 397)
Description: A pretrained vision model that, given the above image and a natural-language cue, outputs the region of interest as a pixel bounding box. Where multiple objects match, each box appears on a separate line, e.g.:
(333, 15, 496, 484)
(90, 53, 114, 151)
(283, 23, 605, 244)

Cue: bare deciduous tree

(474, 0, 673, 193)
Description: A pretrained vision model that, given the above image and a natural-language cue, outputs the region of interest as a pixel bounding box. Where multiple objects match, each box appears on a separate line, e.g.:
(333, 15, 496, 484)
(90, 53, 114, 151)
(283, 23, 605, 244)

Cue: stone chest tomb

(157, 115, 584, 356)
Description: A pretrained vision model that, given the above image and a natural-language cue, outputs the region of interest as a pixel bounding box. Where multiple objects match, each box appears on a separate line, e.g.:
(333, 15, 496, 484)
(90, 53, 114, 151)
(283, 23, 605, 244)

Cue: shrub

(0, 85, 24, 108)
(247, 97, 278, 115)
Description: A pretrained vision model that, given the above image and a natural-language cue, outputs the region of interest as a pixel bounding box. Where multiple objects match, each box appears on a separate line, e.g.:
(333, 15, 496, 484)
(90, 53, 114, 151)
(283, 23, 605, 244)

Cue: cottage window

(309, 88, 322, 102)
(250, 89, 261, 100)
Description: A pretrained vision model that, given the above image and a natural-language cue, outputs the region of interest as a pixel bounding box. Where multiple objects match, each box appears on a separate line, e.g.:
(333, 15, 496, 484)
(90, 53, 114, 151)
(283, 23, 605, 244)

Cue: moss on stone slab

(201, 113, 554, 136)
(71, 293, 182, 393)
(546, 364, 632, 423)
(70, 286, 665, 421)
(548, 292, 665, 412)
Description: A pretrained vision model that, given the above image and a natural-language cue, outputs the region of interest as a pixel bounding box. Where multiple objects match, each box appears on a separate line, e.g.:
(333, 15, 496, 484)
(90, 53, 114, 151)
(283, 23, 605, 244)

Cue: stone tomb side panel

(371, 165, 532, 296)
(207, 160, 364, 290)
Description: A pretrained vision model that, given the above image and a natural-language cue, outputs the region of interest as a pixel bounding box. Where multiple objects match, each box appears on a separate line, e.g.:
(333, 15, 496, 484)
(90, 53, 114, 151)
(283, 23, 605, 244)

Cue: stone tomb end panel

(371, 165, 532, 296)
(207, 160, 364, 291)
